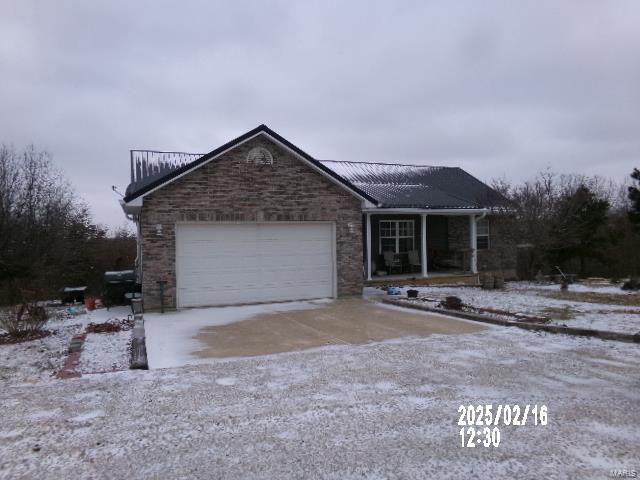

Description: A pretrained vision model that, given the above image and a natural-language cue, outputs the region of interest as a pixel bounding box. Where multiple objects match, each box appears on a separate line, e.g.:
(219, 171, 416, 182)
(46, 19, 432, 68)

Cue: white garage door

(175, 223, 335, 308)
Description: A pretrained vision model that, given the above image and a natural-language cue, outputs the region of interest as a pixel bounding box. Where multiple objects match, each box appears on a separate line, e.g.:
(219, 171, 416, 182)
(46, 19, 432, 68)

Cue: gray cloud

(1, 0, 639, 228)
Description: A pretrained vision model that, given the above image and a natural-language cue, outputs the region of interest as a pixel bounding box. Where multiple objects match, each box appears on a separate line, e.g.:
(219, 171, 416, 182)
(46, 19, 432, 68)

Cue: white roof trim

(362, 207, 491, 215)
(120, 198, 141, 215)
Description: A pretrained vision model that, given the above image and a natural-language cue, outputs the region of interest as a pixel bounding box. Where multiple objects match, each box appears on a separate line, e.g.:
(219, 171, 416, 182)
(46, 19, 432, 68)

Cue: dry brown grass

(0, 330, 51, 345)
(541, 305, 577, 320)
(538, 290, 640, 307)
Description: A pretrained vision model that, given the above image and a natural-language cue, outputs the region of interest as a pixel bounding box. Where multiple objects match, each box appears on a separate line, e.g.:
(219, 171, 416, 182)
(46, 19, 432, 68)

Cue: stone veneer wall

(138, 135, 363, 310)
(447, 216, 471, 271)
(477, 216, 517, 279)
(447, 215, 517, 277)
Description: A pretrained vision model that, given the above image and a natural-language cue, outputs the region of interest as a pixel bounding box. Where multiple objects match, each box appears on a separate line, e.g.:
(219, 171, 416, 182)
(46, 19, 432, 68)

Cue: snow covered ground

(0, 306, 132, 384)
(510, 281, 632, 295)
(1, 318, 639, 479)
(0, 323, 76, 384)
(78, 329, 131, 374)
(77, 307, 132, 374)
(368, 282, 640, 334)
(145, 299, 332, 369)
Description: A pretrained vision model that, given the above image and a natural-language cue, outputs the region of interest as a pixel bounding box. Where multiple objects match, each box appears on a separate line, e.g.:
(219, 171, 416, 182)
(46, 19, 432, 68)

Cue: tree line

(492, 168, 640, 279)
(0, 145, 135, 306)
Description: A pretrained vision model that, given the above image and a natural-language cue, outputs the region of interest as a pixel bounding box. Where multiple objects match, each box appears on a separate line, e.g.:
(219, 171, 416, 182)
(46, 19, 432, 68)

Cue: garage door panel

(178, 242, 259, 257)
(179, 258, 331, 274)
(261, 265, 332, 279)
(178, 256, 262, 271)
(176, 223, 334, 307)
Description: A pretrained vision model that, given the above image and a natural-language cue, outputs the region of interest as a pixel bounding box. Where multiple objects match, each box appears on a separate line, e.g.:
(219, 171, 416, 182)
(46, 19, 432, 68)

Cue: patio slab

(192, 298, 484, 358)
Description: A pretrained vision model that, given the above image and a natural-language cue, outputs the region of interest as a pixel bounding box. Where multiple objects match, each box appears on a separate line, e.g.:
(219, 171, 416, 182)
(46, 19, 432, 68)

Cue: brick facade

(447, 216, 471, 271)
(477, 216, 517, 279)
(447, 215, 517, 278)
(139, 135, 363, 310)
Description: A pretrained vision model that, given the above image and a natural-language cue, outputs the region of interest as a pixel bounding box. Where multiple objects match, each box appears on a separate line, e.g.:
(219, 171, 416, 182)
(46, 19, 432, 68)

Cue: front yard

(1, 293, 639, 478)
(370, 281, 640, 335)
(0, 306, 132, 383)
(2, 316, 639, 479)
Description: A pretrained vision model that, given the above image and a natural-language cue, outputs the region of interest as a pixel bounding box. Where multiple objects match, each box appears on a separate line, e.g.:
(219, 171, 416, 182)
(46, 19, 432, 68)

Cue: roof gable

(123, 125, 377, 205)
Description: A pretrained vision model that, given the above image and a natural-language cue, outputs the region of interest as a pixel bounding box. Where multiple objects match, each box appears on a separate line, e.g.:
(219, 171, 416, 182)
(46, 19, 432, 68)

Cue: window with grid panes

(476, 218, 490, 250)
(379, 220, 414, 253)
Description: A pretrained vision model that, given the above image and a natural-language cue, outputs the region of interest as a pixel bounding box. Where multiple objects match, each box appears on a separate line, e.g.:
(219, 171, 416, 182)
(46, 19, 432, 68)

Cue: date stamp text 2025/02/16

(458, 404, 548, 448)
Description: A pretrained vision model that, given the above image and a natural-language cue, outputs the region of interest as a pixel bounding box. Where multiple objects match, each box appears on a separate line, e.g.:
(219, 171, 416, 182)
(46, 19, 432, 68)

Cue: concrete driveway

(192, 298, 484, 358)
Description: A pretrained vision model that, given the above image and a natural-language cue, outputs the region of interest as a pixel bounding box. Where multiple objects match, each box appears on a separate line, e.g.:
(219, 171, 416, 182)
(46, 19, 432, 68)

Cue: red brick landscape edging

(56, 333, 87, 379)
(56, 314, 143, 379)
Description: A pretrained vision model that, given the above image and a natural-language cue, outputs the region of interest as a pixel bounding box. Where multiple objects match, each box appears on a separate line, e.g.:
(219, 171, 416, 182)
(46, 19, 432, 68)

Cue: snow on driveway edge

(144, 299, 331, 369)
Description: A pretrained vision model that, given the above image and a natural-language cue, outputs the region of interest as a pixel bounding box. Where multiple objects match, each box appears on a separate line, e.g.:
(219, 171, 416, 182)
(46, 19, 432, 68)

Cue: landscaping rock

(442, 296, 463, 310)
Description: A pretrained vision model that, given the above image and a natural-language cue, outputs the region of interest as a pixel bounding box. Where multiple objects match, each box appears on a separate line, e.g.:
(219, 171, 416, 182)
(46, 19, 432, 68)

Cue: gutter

(362, 207, 490, 215)
(119, 198, 142, 217)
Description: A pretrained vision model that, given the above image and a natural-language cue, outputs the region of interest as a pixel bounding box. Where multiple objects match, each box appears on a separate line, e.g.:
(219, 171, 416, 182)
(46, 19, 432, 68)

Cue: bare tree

(0, 145, 91, 304)
(493, 168, 640, 279)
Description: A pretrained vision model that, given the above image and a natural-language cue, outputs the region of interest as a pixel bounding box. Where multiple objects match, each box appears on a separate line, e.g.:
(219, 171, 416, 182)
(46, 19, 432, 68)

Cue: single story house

(120, 125, 515, 310)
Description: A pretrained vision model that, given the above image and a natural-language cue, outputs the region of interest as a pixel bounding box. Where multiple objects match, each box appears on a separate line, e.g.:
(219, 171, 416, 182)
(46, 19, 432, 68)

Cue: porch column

(421, 214, 428, 277)
(469, 215, 478, 274)
(366, 213, 372, 280)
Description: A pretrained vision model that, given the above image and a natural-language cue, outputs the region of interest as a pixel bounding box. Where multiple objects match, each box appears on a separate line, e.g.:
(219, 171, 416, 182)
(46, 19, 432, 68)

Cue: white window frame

(476, 218, 490, 250)
(379, 220, 415, 254)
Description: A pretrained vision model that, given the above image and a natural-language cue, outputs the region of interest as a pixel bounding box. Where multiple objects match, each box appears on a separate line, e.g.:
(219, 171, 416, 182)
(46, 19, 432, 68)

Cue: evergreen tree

(628, 168, 640, 229)
(548, 185, 610, 275)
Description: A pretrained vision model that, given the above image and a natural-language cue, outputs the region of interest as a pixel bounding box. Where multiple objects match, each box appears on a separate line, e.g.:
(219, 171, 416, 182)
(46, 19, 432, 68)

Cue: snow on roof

(121, 124, 508, 210)
(319, 161, 505, 209)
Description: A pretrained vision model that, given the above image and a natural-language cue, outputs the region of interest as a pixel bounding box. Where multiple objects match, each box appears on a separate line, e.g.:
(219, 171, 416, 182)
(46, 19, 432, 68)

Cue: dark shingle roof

(122, 125, 507, 210)
(319, 161, 506, 209)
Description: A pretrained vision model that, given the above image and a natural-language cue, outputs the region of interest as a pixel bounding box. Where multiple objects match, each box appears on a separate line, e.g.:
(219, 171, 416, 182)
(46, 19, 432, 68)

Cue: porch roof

(319, 161, 509, 210)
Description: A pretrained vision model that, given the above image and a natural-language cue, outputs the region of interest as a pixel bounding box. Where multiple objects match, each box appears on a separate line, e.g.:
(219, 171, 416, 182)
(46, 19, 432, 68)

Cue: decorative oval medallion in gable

(246, 147, 274, 166)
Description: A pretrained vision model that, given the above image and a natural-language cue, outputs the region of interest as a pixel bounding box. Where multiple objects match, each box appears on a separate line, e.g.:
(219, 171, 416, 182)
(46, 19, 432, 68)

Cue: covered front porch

(364, 271, 480, 287)
(363, 211, 486, 281)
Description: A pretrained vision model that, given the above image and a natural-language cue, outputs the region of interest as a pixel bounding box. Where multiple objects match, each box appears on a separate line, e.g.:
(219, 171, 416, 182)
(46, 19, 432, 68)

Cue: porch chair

(383, 251, 403, 274)
(408, 250, 421, 273)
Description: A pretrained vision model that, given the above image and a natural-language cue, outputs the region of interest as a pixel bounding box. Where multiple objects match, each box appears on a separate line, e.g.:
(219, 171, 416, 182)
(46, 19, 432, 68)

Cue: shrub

(621, 278, 640, 291)
(441, 296, 463, 310)
(0, 303, 49, 336)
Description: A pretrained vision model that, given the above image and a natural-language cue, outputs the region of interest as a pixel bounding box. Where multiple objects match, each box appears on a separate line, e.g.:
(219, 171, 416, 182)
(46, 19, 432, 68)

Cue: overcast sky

(1, 1, 639, 229)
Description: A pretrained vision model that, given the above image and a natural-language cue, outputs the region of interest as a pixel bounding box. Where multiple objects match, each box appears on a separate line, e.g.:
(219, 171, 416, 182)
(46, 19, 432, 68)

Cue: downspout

(469, 209, 489, 275)
(475, 209, 489, 222)
(120, 198, 143, 291)
(123, 211, 142, 286)
(134, 215, 142, 286)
